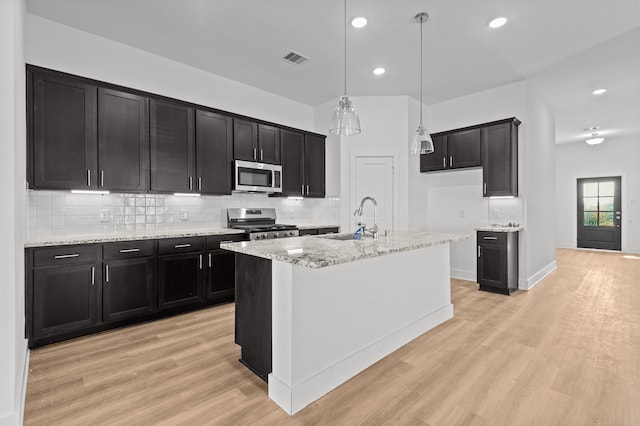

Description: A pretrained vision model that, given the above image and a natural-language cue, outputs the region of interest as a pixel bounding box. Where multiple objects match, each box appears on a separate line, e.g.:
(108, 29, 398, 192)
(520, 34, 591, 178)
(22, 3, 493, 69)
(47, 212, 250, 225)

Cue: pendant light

(330, 0, 361, 136)
(410, 12, 434, 155)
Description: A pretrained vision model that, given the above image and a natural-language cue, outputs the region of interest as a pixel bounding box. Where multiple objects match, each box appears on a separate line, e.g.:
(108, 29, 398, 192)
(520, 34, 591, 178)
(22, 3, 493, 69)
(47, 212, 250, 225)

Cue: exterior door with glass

(577, 176, 621, 250)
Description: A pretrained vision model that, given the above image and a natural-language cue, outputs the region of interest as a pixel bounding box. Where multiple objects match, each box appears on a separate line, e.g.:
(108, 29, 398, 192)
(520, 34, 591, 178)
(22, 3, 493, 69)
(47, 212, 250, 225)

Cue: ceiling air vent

(282, 50, 309, 65)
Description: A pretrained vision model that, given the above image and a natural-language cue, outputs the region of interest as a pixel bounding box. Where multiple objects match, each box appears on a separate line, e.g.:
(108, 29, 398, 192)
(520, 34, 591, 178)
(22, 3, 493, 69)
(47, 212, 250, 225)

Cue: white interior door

(351, 156, 394, 232)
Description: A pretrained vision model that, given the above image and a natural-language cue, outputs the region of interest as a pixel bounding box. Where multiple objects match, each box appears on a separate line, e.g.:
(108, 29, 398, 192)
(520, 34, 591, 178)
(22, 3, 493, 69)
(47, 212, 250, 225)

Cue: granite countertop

(296, 224, 341, 230)
(475, 226, 523, 233)
(221, 231, 471, 269)
(25, 228, 246, 248)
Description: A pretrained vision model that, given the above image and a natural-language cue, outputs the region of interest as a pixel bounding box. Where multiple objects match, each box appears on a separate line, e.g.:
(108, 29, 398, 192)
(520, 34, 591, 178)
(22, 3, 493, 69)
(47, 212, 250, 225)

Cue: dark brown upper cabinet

(149, 99, 195, 193)
(482, 118, 520, 197)
(279, 130, 325, 197)
(420, 117, 520, 198)
(233, 119, 281, 164)
(419, 129, 481, 173)
(97, 88, 149, 192)
(29, 69, 149, 192)
(29, 70, 97, 190)
(419, 134, 447, 172)
(196, 110, 233, 194)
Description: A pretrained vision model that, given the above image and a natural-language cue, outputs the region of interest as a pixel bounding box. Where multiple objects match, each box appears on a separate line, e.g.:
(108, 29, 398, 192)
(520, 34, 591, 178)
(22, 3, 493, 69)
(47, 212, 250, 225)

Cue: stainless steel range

(227, 208, 299, 240)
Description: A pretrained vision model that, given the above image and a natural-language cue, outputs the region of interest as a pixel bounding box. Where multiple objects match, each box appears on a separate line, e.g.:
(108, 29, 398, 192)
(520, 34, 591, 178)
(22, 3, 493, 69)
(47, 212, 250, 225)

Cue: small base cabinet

(477, 231, 519, 295)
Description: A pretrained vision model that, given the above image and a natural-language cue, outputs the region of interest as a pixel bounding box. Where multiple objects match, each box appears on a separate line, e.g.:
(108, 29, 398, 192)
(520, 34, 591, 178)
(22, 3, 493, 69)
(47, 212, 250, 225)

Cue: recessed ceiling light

(372, 67, 385, 75)
(592, 88, 607, 95)
(351, 17, 367, 28)
(488, 17, 508, 28)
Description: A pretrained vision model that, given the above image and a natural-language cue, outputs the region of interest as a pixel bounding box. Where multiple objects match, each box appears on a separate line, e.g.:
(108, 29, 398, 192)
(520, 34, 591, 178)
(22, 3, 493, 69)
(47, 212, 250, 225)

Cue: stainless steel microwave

(234, 160, 282, 193)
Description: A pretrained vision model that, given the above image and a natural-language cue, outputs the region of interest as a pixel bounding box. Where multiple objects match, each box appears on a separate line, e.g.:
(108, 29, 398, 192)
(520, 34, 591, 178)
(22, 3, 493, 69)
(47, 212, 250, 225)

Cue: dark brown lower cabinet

(103, 257, 155, 322)
(477, 231, 519, 295)
(298, 226, 340, 236)
(157, 252, 203, 310)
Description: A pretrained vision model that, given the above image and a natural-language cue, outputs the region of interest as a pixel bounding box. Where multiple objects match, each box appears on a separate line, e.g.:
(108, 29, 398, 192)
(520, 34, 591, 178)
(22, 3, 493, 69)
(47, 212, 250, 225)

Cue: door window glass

(583, 181, 615, 227)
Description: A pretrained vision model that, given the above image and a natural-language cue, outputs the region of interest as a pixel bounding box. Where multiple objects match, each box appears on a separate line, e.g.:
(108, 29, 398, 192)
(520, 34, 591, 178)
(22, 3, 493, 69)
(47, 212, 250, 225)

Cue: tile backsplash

(488, 197, 524, 224)
(28, 191, 340, 239)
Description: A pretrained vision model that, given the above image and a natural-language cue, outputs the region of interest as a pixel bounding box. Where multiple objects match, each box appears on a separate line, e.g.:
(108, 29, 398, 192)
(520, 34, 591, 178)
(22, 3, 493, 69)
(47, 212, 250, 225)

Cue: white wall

(0, 0, 28, 425)
(555, 137, 640, 253)
(25, 14, 313, 131)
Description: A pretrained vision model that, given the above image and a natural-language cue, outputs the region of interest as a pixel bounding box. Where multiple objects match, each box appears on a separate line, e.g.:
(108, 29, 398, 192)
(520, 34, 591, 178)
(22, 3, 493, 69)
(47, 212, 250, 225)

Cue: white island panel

(269, 243, 453, 415)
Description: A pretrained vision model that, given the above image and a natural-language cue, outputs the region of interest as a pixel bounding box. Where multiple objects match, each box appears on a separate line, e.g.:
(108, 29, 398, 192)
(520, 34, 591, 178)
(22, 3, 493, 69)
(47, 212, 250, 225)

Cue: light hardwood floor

(24, 249, 640, 425)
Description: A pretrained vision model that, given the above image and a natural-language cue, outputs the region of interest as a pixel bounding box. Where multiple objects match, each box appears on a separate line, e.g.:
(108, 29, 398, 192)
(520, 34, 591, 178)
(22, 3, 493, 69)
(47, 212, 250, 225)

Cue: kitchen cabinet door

(205, 250, 236, 302)
(196, 110, 233, 194)
(477, 231, 518, 295)
(150, 99, 195, 193)
(482, 120, 519, 197)
(233, 118, 258, 162)
(257, 124, 281, 164)
(103, 257, 155, 322)
(30, 70, 97, 190)
(279, 129, 304, 196)
(32, 263, 99, 338)
(98, 88, 149, 192)
(304, 134, 326, 197)
(420, 134, 447, 172)
(157, 252, 203, 310)
(448, 128, 481, 169)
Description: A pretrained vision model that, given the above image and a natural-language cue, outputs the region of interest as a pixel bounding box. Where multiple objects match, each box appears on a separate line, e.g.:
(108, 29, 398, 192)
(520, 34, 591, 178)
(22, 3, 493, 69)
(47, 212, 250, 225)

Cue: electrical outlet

(99, 209, 110, 222)
(180, 209, 188, 221)
(492, 208, 501, 218)
(458, 209, 466, 218)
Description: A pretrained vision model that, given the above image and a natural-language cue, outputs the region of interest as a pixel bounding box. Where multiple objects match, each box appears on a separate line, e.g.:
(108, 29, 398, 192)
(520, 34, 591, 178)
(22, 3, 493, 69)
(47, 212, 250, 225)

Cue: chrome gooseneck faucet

(353, 196, 378, 239)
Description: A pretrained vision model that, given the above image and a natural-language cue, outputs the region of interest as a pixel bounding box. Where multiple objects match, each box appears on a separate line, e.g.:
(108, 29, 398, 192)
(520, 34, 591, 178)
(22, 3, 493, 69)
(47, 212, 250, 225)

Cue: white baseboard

(269, 304, 454, 415)
(450, 268, 475, 282)
(521, 260, 558, 290)
(0, 346, 28, 426)
(555, 242, 574, 249)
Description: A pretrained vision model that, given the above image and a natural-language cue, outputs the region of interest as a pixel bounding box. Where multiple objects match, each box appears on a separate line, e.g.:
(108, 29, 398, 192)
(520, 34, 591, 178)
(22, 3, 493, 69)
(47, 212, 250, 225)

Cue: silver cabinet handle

(208, 252, 212, 268)
(198, 254, 203, 270)
(91, 266, 95, 285)
(253, 148, 257, 160)
(477, 246, 481, 258)
(260, 149, 264, 161)
(198, 177, 202, 192)
(87, 169, 91, 187)
(484, 183, 487, 195)
(100, 170, 104, 187)
(449, 156, 453, 167)
(174, 243, 191, 249)
(484, 236, 498, 240)
(189, 176, 193, 190)
(54, 253, 79, 259)
(219, 240, 234, 244)
(443, 157, 446, 168)
(301, 185, 304, 195)
(306, 185, 310, 195)
(119, 248, 140, 253)
(105, 264, 109, 283)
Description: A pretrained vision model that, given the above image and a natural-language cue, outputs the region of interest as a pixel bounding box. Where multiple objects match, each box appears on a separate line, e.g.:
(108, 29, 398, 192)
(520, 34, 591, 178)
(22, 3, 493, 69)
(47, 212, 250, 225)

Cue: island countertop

(221, 231, 471, 268)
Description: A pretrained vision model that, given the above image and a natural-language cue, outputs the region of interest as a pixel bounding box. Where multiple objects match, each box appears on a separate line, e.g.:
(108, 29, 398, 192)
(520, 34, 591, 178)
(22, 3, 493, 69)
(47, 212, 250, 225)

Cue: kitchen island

(221, 231, 470, 415)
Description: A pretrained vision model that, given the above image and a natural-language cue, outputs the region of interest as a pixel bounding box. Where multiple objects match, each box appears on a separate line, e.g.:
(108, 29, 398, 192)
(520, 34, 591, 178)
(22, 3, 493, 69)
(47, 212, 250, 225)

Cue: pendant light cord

(419, 15, 423, 127)
(343, 0, 347, 96)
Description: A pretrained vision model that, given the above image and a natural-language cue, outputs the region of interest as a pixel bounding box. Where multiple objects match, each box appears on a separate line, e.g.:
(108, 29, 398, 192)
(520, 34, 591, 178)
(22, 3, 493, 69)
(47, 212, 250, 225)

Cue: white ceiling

(26, 0, 640, 144)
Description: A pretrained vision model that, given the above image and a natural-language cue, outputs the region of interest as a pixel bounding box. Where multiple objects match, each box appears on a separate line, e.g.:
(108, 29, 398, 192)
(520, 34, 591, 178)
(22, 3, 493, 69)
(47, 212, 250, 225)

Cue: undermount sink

(319, 233, 373, 241)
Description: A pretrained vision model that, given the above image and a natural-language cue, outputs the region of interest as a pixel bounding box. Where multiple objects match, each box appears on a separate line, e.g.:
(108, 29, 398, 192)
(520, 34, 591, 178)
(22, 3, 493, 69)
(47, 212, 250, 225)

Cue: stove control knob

(273, 232, 280, 238)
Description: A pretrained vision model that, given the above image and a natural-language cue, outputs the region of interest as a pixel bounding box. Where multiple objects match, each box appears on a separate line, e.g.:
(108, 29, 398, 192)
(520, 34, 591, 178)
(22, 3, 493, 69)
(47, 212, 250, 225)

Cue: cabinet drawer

(318, 227, 339, 235)
(158, 237, 204, 255)
(298, 229, 318, 236)
(103, 240, 155, 260)
(206, 234, 245, 250)
(32, 245, 99, 267)
(477, 232, 506, 245)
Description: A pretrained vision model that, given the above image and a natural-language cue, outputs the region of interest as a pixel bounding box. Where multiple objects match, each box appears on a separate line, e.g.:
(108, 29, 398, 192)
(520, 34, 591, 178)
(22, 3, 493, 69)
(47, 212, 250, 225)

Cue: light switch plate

(99, 209, 109, 222)
(180, 209, 188, 221)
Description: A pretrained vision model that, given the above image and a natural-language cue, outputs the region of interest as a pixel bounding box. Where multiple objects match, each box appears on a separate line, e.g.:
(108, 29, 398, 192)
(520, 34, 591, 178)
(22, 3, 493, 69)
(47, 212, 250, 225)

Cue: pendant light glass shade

(411, 12, 433, 155)
(330, 95, 361, 136)
(410, 125, 434, 155)
(330, 0, 361, 136)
